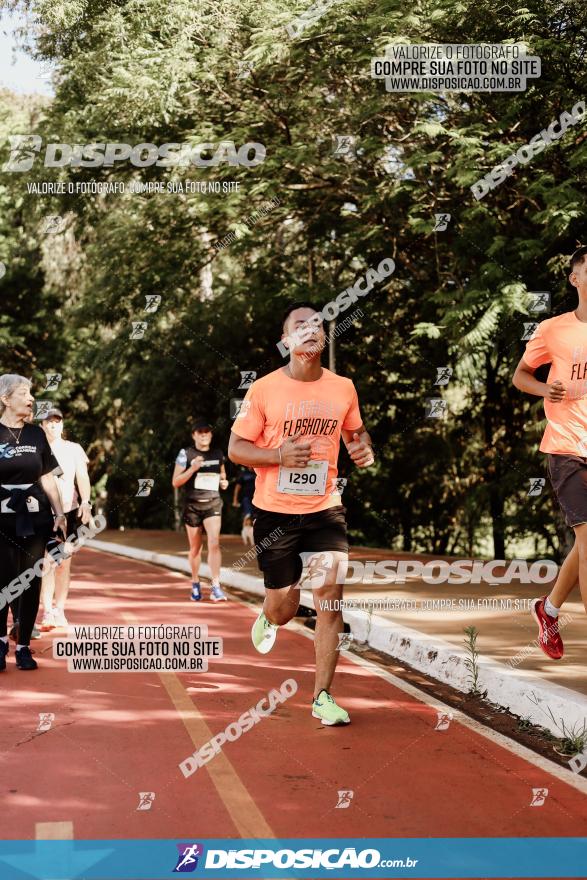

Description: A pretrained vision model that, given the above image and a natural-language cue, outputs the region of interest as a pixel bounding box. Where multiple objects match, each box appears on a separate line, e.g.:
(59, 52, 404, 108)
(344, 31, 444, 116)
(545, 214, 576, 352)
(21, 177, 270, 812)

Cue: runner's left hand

(347, 433, 375, 468)
(220, 479, 229, 490)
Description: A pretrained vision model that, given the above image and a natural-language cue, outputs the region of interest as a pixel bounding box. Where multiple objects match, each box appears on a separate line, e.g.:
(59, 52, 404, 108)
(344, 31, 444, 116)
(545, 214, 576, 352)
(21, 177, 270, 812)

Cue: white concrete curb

(88, 538, 587, 739)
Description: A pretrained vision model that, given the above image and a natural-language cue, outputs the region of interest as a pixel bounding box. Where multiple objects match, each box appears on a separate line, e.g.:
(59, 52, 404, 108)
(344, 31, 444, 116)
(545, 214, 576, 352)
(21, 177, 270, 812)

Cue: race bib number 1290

(277, 460, 328, 495)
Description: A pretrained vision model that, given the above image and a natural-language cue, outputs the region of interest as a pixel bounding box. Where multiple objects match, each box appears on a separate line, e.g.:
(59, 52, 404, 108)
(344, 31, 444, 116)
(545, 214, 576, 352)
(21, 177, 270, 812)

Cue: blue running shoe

(210, 584, 228, 602)
(190, 582, 202, 601)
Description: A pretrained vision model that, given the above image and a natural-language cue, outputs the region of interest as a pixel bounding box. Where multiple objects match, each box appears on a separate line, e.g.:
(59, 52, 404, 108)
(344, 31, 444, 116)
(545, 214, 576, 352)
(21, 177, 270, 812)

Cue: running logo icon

(527, 291, 551, 314)
(231, 398, 249, 420)
(528, 478, 545, 496)
(144, 295, 161, 313)
(568, 747, 587, 774)
(173, 843, 204, 872)
(434, 367, 453, 386)
(136, 792, 155, 811)
(44, 373, 62, 391)
(34, 400, 52, 420)
(521, 322, 538, 341)
(37, 713, 55, 732)
(433, 213, 451, 232)
(299, 551, 334, 589)
(530, 788, 548, 806)
(336, 632, 353, 651)
(331, 477, 347, 495)
(130, 321, 148, 339)
(237, 60, 254, 79)
(425, 398, 447, 419)
(3, 134, 42, 172)
(332, 135, 357, 159)
(335, 790, 354, 808)
(238, 371, 256, 389)
(40, 214, 67, 235)
(435, 711, 453, 731)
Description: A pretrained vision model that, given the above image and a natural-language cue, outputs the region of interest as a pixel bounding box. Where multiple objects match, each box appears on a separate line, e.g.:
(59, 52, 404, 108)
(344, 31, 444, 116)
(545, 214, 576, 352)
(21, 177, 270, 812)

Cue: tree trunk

(490, 486, 505, 558)
(485, 354, 505, 558)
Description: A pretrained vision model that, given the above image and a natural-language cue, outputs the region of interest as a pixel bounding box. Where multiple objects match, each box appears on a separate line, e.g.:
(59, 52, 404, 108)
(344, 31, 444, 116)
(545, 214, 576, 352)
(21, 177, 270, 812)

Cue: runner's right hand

(546, 380, 566, 402)
(190, 456, 205, 471)
(279, 432, 312, 468)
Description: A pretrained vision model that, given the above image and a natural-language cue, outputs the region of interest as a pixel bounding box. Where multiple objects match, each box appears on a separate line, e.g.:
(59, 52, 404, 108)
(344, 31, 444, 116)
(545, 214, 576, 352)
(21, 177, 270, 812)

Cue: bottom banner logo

(173, 843, 204, 873)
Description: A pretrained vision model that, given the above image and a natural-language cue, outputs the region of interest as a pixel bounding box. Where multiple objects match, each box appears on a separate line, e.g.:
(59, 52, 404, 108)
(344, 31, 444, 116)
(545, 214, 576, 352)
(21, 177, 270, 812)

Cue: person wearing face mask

(38, 408, 92, 630)
(0, 375, 66, 671)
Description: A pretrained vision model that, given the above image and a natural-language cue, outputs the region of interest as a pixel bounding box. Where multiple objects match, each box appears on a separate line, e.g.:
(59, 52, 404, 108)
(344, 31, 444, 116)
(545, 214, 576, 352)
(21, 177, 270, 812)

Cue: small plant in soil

(463, 625, 482, 696)
(527, 692, 587, 756)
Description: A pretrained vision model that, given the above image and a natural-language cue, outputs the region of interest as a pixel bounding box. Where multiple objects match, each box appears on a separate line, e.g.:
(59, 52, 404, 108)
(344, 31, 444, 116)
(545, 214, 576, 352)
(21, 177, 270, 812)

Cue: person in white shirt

(39, 409, 92, 629)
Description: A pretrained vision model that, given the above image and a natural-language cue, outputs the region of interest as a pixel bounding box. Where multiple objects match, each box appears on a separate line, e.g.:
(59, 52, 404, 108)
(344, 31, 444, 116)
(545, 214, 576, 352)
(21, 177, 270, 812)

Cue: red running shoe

(531, 596, 564, 660)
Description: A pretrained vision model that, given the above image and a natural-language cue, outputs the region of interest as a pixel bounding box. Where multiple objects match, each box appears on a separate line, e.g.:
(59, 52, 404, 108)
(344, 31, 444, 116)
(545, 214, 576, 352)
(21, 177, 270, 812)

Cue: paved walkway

(99, 530, 587, 698)
(1, 547, 585, 851)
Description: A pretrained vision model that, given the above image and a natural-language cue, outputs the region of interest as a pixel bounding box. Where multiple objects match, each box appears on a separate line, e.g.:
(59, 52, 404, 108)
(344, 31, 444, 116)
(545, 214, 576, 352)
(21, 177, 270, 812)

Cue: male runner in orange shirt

(229, 302, 374, 725)
(513, 245, 587, 659)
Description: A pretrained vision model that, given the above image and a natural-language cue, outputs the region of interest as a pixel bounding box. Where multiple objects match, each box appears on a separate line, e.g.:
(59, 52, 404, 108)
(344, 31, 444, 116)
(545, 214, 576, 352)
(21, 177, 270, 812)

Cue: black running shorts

(183, 500, 223, 528)
(547, 453, 587, 528)
(252, 505, 348, 589)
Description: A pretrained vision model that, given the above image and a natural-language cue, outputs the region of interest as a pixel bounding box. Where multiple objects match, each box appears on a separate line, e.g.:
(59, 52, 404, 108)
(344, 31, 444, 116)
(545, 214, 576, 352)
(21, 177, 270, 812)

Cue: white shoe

(251, 611, 278, 654)
(52, 607, 68, 627)
(39, 611, 56, 631)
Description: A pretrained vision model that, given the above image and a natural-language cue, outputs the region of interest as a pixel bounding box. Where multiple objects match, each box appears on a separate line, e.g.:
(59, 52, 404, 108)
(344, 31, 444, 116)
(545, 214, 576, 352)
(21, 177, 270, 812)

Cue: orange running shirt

(523, 311, 587, 454)
(231, 367, 363, 513)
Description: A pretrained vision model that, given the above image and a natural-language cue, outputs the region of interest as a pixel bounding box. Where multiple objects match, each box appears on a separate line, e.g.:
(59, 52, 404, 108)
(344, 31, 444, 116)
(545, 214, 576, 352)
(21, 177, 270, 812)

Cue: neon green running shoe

(311, 690, 350, 726)
(251, 611, 278, 654)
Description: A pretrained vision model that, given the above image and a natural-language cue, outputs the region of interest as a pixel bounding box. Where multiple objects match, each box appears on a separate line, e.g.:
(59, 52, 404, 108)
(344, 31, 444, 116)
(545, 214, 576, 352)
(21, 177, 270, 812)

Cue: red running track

(1, 547, 586, 849)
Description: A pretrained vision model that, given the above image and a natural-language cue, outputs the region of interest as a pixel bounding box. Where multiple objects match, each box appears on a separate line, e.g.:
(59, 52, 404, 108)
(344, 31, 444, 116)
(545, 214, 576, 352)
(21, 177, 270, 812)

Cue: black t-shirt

(0, 423, 59, 535)
(175, 446, 224, 505)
